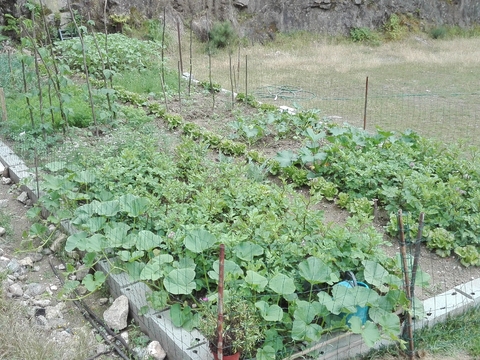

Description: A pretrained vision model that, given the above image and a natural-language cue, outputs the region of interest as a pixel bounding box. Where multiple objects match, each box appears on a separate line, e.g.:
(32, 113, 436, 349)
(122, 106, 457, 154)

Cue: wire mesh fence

(2, 38, 480, 360)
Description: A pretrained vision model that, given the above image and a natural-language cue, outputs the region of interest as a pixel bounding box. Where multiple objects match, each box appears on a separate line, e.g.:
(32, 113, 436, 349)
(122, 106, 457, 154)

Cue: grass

(414, 306, 480, 358)
(172, 32, 480, 145)
(0, 275, 99, 359)
(361, 306, 480, 359)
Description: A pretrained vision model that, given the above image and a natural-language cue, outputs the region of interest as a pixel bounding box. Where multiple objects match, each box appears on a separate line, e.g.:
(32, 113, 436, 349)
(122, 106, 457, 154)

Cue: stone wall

(2, 0, 480, 42)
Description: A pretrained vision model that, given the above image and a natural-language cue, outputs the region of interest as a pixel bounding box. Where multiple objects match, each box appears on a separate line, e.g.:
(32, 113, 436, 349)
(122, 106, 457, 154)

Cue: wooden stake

(0, 88, 7, 121)
(217, 244, 225, 360)
(363, 76, 369, 130)
(177, 19, 183, 75)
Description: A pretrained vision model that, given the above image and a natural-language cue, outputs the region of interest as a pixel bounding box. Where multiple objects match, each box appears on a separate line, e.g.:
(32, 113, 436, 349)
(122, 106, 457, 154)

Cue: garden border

(1, 139, 479, 360)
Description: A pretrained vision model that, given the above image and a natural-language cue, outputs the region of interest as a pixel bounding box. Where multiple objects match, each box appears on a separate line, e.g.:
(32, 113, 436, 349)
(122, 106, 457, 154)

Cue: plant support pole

(363, 76, 369, 130)
(0, 88, 7, 121)
(398, 210, 415, 360)
(217, 244, 225, 360)
(245, 55, 248, 102)
(177, 19, 183, 75)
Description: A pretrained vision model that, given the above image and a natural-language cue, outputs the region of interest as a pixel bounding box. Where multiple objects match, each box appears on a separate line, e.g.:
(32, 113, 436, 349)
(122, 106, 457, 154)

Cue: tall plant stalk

(39, 0, 68, 131)
(67, 0, 98, 135)
(160, 7, 168, 111)
(88, 11, 114, 120)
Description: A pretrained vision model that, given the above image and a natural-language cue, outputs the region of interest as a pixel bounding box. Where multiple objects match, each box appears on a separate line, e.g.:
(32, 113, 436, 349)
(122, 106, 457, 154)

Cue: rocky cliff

(1, 0, 480, 42)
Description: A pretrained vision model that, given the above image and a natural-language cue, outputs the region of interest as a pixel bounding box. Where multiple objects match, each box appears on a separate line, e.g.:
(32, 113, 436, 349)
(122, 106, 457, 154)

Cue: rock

(0, 227, 5, 236)
(7, 258, 21, 273)
(1, 177, 12, 185)
(98, 297, 109, 306)
(18, 257, 34, 268)
(46, 302, 65, 319)
(50, 234, 67, 253)
(103, 295, 129, 331)
(75, 264, 90, 281)
(97, 343, 109, 354)
(17, 191, 29, 204)
(8, 283, 24, 297)
(25, 283, 46, 297)
(57, 263, 66, 270)
(147, 341, 167, 360)
(76, 285, 88, 296)
(120, 331, 129, 345)
(32, 299, 52, 307)
(1, 166, 8, 178)
(0, 199, 8, 208)
(30, 252, 43, 262)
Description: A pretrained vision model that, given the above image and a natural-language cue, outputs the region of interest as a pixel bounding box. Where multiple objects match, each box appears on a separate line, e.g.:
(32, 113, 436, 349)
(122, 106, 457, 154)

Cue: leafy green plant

(454, 245, 480, 267)
(197, 293, 262, 358)
(427, 227, 456, 257)
(350, 27, 380, 45)
(383, 14, 405, 41)
(54, 33, 162, 77)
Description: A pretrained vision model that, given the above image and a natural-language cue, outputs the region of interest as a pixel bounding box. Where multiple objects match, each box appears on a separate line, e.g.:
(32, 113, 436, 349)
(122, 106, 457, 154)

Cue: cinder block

(455, 278, 480, 305)
(415, 289, 473, 329)
(145, 309, 212, 360)
(1, 153, 24, 167)
(96, 259, 136, 299)
(120, 281, 156, 331)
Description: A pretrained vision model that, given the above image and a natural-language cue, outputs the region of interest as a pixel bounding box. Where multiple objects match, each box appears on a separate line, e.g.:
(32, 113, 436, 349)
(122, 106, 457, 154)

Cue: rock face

(2, 0, 480, 41)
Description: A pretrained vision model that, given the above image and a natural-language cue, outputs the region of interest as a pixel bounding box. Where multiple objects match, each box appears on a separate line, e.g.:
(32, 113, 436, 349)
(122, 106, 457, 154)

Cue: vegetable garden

(1, 6, 480, 359)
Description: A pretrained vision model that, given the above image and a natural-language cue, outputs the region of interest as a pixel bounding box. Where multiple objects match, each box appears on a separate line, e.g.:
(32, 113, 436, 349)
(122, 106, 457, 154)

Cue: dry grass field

(172, 33, 480, 146)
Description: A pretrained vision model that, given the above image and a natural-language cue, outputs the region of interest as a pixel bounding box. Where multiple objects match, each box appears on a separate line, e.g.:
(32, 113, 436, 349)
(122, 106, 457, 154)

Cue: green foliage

(33, 128, 403, 357)
(383, 14, 406, 41)
(197, 294, 262, 357)
(350, 27, 380, 45)
(454, 245, 480, 267)
(427, 227, 456, 257)
(430, 26, 447, 39)
(207, 21, 238, 52)
(54, 33, 163, 77)
(198, 80, 221, 93)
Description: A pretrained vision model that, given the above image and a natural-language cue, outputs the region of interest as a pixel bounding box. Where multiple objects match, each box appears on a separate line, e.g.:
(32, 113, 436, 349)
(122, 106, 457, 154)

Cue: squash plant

(28, 135, 424, 359)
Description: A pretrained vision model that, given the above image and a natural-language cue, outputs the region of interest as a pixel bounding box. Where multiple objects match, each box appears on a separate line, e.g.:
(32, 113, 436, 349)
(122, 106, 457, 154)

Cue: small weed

(350, 27, 380, 45)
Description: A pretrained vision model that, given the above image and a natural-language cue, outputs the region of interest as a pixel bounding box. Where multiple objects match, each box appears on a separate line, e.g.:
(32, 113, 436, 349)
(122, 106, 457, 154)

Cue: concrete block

(415, 289, 473, 329)
(455, 278, 480, 305)
(145, 309, 212, 360)
(120, 281, 156, 328)
(96, 259, 136, 299)
(1, 153, 24, 167)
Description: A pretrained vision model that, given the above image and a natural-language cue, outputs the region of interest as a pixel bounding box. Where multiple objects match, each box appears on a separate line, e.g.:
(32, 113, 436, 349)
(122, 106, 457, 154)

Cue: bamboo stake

(188, 19, 193, 96)
(177, 19, 183, 75)
(410, 212, 425, 298)
(177, 61, 182, 111)
(67, 0, 98, 136)
(245, 55, 248, 103)
(160, 7, 168, 111)
(229, 52, 234, 108)
(398, 210, 415, 360)
(217, 244, 225, 360)
(0, 88, 7, 121)
(363, 76, 369, 130)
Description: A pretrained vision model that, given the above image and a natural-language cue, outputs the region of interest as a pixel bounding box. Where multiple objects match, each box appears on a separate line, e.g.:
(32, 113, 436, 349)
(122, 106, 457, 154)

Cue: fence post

(363, 76, 369, 130)
(0, 88, 7, 121)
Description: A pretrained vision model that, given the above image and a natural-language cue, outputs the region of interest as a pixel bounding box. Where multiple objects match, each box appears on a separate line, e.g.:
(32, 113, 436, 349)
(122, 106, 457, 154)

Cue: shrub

(207, 21, 237, 52)
(350, 27, 380, 45)
(383, 14, 405, 40)
(430, 26, 447, 39)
